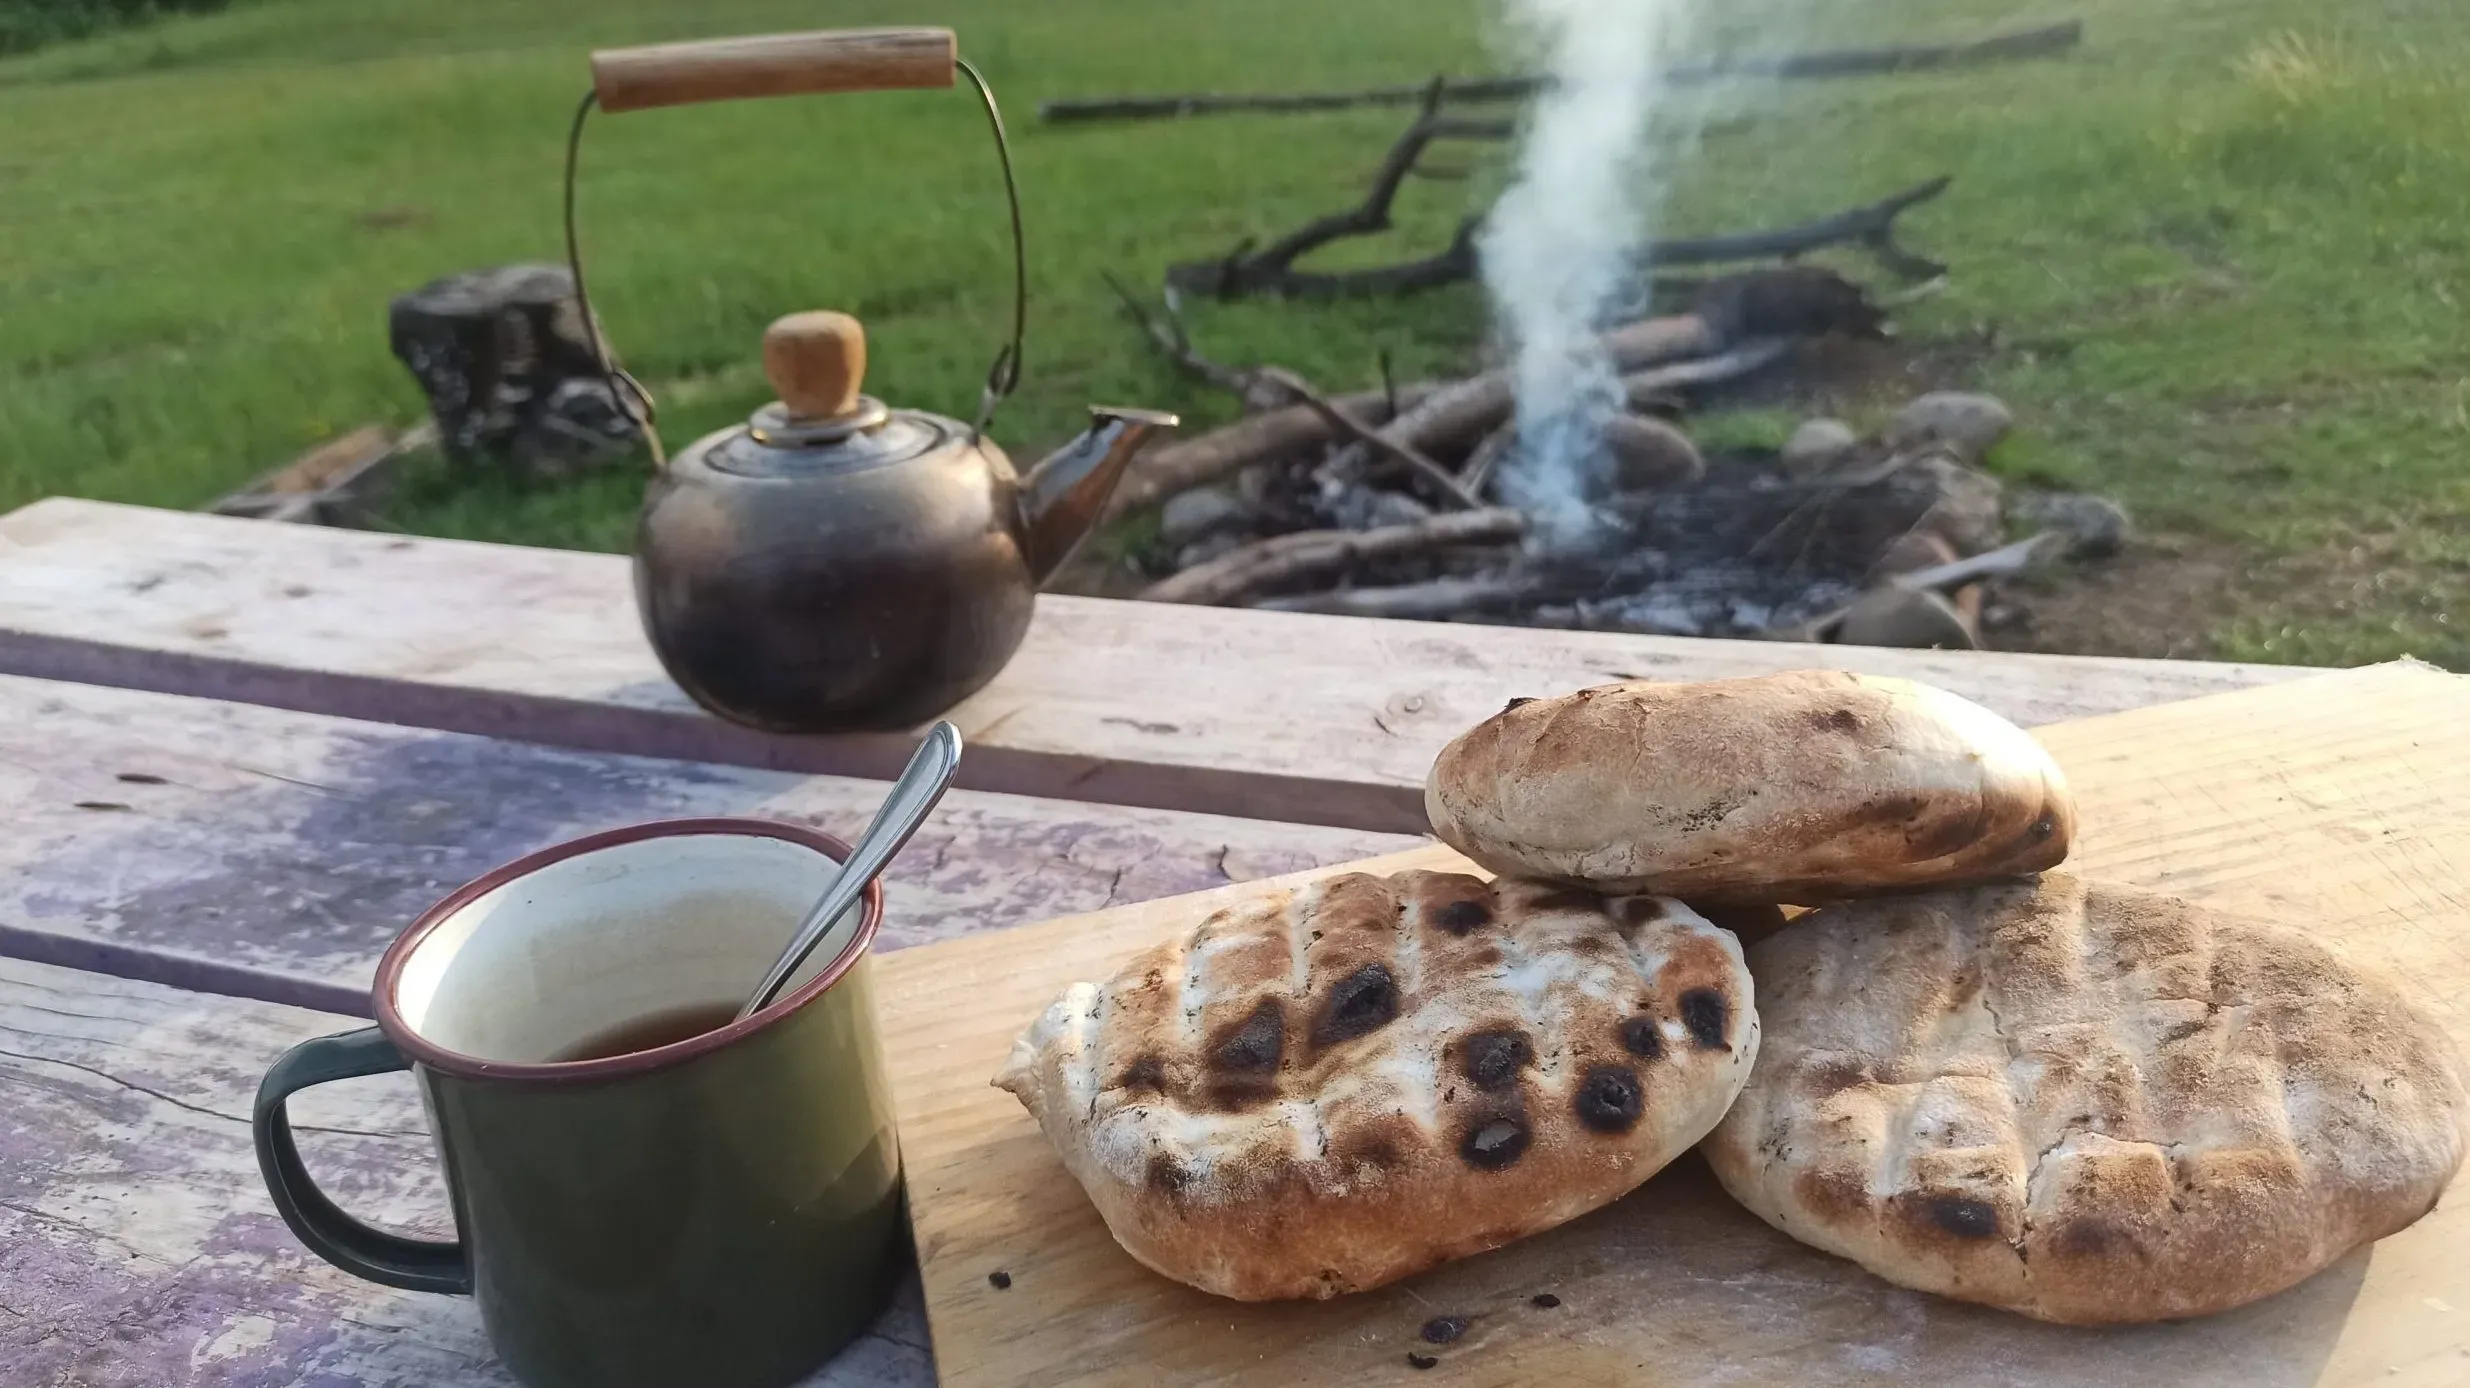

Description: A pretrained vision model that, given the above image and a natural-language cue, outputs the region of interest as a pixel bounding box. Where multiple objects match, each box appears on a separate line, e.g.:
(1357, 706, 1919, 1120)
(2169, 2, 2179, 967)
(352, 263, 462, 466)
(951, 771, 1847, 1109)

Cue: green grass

(2, 0, 2465, 665)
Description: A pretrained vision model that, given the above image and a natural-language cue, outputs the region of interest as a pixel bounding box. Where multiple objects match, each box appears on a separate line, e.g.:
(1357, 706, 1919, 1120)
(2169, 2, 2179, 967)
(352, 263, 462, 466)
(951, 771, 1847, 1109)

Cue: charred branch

(1108, 387, 1436, 519)
(1170, 160, 1953, 301)
(1041, 21, 2084, 124)
(1102, 278, 1449, 516)
(1163, 81, 1508, 301)
(1248, 365, 1484, 508)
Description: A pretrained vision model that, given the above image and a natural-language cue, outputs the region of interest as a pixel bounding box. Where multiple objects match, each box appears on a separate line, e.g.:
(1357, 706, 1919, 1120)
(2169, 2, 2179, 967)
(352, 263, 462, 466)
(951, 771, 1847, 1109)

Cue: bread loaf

(1425, 671, 2074, 903)
(994, 871, 1758, 1300)
(1702, 873, 2469, 1324)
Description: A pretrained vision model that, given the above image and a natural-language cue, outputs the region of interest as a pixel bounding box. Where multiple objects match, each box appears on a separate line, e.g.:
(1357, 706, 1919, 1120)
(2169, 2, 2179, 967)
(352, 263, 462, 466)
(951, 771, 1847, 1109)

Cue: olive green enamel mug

(252, 818, 903, 1388)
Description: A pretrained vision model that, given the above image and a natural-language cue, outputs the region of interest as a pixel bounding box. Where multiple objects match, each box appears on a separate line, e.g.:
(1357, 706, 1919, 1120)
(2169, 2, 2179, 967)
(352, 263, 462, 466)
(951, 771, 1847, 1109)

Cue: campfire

(1072, 26, 2129, 653)
(1103, 263, 2123, 652)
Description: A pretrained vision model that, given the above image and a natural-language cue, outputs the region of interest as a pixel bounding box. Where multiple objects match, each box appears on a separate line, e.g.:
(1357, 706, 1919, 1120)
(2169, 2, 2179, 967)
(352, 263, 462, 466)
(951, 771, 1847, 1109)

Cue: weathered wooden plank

(0, 674, 1414, 1018)
(0, 499, 2314, 834)
(0, 955, 933, 1387)
(874, 663, 2470, 1388)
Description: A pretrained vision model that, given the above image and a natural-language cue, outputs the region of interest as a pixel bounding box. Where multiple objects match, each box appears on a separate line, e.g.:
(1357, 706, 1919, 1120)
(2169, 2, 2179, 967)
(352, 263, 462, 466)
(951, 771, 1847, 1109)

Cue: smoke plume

(1479, 0, 1709, 548)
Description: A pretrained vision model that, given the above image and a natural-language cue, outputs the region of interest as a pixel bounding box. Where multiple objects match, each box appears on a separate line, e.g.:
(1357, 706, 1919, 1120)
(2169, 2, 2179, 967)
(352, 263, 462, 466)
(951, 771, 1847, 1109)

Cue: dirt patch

(1995, 535, 2255, 660)
(1694, 330, 2005, 419)
(2002, 526, 2467, 668)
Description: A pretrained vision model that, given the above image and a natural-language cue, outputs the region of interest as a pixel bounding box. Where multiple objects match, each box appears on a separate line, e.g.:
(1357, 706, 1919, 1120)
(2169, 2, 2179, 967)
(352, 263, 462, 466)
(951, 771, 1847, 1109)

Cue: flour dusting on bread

(995, 871, 1758, 1300)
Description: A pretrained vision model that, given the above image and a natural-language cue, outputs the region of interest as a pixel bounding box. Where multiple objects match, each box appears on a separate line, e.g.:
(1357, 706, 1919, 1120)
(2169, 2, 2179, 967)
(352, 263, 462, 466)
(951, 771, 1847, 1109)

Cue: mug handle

(253, 1026, 473, 1294)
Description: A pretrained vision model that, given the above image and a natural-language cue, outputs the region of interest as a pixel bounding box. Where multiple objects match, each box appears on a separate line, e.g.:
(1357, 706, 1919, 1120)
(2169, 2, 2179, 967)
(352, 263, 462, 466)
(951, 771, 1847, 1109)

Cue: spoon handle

(738, 722, 963, 1020)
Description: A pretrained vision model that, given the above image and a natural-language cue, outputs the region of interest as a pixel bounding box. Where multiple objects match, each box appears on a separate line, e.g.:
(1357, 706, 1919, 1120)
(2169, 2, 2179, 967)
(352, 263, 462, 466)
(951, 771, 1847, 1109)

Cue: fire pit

(1099, 267, 2119, 652)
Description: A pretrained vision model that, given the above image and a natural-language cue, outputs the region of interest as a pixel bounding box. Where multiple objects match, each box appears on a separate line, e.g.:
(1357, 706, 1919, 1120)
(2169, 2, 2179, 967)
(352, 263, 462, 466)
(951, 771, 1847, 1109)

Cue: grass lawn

(2, 0, 2464, 667)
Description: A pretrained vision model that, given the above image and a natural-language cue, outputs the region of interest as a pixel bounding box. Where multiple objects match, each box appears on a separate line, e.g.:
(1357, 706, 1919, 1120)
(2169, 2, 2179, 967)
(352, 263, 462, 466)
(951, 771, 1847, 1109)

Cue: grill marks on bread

(995, 871, 1762, 1300)
(1704, 874, 2470, 1325)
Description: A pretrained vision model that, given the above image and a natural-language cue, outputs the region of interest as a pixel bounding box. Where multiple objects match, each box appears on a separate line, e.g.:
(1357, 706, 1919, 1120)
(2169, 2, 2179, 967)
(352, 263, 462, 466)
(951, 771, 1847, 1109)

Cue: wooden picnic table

(0, 498, 2317, 1386)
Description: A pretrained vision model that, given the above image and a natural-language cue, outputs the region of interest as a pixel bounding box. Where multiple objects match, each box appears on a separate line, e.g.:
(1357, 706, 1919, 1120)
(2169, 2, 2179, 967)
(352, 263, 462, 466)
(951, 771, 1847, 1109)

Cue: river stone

(1781, 418, 1858, 478)
(1159, 487, 1253, 547)
(2011, 490, 2132, 558)
(1365, 489, 1435, 530)
(1836, 586, 1982, 650)
(387, 263, 642, 479)
(1174, 532, 1248, 571)
(1898, 453, 2005, 555)
(1883, 392, 2014, 464)
(1604, 414, 1706, 493)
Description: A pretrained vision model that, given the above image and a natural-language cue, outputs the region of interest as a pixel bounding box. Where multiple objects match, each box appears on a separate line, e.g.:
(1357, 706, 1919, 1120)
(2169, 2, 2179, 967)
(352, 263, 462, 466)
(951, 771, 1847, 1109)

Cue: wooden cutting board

(872, 661, 2470, 1388)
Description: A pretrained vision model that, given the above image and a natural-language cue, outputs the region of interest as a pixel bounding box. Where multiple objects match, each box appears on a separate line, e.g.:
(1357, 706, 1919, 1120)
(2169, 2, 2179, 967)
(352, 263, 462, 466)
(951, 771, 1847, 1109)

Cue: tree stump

(387, 264, 644, 480)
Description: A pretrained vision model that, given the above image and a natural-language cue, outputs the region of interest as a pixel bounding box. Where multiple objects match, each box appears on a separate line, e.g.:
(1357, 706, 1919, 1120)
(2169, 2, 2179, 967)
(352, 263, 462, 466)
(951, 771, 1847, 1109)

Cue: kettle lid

(679, 310, 961, 480)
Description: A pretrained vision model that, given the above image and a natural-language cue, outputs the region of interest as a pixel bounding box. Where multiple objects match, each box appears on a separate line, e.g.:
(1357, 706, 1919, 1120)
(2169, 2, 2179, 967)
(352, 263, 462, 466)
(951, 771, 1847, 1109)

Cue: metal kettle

(565, 28, 1177, 733)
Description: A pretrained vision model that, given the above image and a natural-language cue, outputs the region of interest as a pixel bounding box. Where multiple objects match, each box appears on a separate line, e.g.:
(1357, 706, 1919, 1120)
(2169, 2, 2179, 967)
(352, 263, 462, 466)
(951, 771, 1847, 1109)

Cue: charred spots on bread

(1433, 898, 1492, 936)
(1864, 791, 1930, 826)
(1460, 1112, 1532, 1171)
(1146, 1153, 1194, 1196)
(1794, 1165, 1870, 1220)
(1618, 1015, 1664, 1060)
(1211, 998, 1284, 1072)
(1336, 1130, 1403, 1172)
(1812, 706, 1864, 735)
(1679, 987, 1732, 1050)
(1889, 797, 1985, 860)
(1203, 998, 1285, 1109)
(2053, 1216, 2122, 1256)
(1574, 1064, 1645, 1134)
(1458, 1088, 1534, 1171)
(1616, 897, 1667, 929)
(1502, 696, 1537, 713)
(1117, 1054, 1166, 1094)
(1312, 962, 1400, 1048)
(1459, 1029, 1533, 1090)
(1922, 1196, 2002, 1241)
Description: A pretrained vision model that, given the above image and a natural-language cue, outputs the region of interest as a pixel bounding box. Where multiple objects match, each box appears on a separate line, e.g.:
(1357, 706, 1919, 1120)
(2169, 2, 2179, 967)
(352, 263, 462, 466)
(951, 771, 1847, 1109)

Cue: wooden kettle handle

(590, 27, 956, 113)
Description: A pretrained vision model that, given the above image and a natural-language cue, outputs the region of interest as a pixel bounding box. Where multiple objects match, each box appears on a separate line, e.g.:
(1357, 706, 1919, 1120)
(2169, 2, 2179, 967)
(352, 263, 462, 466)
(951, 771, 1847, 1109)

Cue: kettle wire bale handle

(589, 28, 956, 112)
(563, 25, 1026, 462)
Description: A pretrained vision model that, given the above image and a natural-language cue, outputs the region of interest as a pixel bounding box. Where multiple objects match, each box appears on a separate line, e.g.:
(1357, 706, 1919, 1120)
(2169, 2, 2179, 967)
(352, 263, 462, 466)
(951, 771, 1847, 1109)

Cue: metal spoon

(737, 722, 963, 1021)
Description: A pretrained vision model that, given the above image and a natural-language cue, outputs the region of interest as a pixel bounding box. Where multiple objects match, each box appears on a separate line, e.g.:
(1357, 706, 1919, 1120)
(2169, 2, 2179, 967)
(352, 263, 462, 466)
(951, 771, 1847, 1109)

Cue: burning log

(1248, 365, 1484, 509)
(1327, 268, 1871, 486)
(1101, 278, 1449, 517)
(1110, 386, 1437, 519)
(1143, 507, 1527, 606)
(1039, 21, 2085, 125)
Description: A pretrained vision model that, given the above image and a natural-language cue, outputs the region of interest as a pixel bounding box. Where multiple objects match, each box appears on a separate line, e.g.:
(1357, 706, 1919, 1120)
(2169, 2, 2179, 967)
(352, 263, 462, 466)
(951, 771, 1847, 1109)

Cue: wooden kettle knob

(763, 311, 866, 420)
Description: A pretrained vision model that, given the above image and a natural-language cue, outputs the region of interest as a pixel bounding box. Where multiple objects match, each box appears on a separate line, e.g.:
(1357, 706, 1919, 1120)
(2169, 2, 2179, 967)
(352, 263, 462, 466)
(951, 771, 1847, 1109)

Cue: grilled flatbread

(995, 871, 1758, 1300)
(1703, 873, 2468, 1324)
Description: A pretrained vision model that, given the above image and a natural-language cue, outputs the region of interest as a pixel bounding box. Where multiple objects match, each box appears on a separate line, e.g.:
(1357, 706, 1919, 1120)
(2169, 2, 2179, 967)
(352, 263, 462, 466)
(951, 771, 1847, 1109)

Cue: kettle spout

(1017, 406, 1179, 585)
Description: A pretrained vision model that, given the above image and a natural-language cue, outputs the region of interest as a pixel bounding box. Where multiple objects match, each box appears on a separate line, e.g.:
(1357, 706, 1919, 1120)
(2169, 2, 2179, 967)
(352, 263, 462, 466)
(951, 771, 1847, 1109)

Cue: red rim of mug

(370, 817, 882, 1083)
